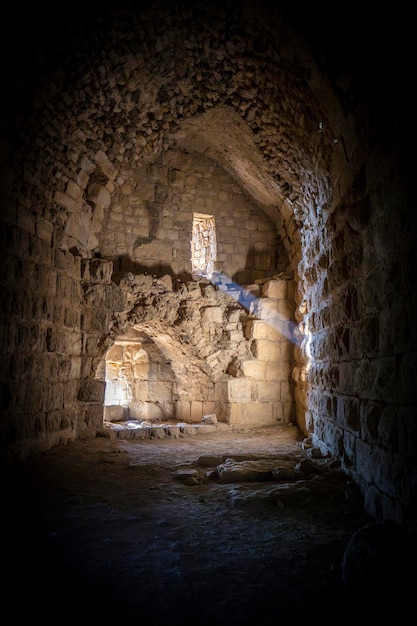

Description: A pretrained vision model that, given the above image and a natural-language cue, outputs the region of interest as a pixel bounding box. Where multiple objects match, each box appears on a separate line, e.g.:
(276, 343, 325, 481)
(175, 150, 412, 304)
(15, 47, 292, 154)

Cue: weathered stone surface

(216, 458, 290, 483)
(226, 470, 358, 507)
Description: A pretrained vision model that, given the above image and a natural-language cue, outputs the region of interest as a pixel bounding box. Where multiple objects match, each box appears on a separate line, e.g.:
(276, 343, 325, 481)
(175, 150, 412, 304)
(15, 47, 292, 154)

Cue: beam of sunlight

(210, 271, 303, 346)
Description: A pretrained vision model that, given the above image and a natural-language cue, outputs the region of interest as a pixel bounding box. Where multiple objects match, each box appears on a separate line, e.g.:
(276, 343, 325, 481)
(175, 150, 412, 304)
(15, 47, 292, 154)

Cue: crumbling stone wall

(84, 263, 297, 428)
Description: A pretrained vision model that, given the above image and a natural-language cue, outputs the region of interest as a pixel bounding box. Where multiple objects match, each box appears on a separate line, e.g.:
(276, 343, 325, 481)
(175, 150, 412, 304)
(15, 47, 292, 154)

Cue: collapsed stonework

(77, 251, 298, 431)
(91, 267, 298, 429)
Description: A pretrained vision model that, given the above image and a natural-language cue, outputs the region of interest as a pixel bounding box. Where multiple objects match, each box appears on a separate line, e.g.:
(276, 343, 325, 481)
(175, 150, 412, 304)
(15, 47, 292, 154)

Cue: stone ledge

(102, 420, 231, 440)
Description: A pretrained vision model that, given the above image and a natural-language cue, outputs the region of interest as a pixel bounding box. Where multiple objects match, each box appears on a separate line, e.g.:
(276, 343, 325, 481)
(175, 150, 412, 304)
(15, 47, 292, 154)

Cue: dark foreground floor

(2, 424, 395, 624)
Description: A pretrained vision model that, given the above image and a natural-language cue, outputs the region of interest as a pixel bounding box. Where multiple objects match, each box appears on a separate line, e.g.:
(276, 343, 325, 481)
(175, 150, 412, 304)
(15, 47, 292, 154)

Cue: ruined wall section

(72, 265, 297, 431)
(110, 271, 297, 428)
(104, 336, 177, 423)
(217, 275, 297, 426)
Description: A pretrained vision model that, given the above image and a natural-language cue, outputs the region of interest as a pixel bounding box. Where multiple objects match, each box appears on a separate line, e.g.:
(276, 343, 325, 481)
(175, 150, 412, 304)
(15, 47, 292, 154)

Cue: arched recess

(103, 328, 177, 423)
(96, 318, 217, 425)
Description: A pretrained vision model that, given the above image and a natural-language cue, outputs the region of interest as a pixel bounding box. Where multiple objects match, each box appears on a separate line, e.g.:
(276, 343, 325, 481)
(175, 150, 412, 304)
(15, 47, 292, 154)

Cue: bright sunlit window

(191, 212, 217, 277)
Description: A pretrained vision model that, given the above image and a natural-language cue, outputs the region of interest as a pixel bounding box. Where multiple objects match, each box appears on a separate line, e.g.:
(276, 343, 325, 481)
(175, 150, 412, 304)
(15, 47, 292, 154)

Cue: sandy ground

(3, 423, 371, 624)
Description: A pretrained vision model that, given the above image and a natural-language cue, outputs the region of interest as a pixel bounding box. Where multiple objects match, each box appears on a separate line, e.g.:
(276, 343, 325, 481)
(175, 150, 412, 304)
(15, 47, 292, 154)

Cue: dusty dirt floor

(4, 423, 372, 624)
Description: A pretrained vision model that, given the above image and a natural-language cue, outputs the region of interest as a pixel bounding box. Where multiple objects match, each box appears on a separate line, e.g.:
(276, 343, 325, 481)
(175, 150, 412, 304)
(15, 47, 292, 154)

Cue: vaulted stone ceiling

(2, 0, 351, 241)
(2, 0, 410, 293)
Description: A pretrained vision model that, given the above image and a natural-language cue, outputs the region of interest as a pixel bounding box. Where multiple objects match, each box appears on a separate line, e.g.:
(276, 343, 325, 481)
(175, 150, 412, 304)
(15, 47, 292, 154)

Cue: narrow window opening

(191, 212, 217, 277)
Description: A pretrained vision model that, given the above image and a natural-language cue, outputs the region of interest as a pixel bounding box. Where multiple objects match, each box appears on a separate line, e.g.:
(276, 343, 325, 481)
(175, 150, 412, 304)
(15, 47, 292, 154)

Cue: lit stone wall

(103, 337, 176, 422)
(92, 270, 297, 428)
(298, 169, 416, 525)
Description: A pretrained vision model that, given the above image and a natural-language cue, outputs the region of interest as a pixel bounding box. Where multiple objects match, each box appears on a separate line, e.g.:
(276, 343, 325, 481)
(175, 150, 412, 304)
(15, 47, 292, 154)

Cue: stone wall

(298, 160, 416, 525)
(103, 333, 177, 422)
(97, 148, 287, 283)
(88, 266, 297, 428)
(0, 225, 84, 462)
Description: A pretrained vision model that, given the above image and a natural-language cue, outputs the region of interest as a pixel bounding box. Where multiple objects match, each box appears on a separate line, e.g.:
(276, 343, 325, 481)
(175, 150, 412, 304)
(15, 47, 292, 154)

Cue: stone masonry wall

(297, 140, 416, 526)
(0, 224, 84, 463)
(97, 148, 287, 283)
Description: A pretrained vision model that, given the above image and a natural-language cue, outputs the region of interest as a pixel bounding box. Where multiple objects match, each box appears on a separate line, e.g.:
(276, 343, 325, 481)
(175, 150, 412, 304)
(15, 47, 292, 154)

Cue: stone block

(273, 401, 284, 421)
(262, 279, 288, 299)
(242, 401, 273, 425)
(250, 339, 281, 361)
(178, 400, 191, 420)
(202, 401, 216, 415)
(89, 258, 113, 283)
(127, 428, 147, 440)
(282, 401, 296, 422)
(67, 180, 84, 202)
(54, 190, 80, 213)
(241, 359, 266, 379)
(280, 380, 294, 402)
(147, 381, 173, 401)
(149, 426, 166, 439)
(36, 218, 53, 243)
(145, 402, 164, 421)
(228, 402, 242, 424)
(201, 306, 223, 323)
(250, 298, 294, 321)
(106, 345, 124, 363)
(180, 424, 199, 436)
(164, 425, 181, 438)
(77, 379, 105, 403)
(264, 361, 291, 381)
(224, 377, 252, 402)
(256, 381, 281, 402)
(133, 362, 149, 379)
(191, 400, 203, 421)
(245, 319, 266, 340)
(103, 405, 125, 422)
(226, 329, 244, 341)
